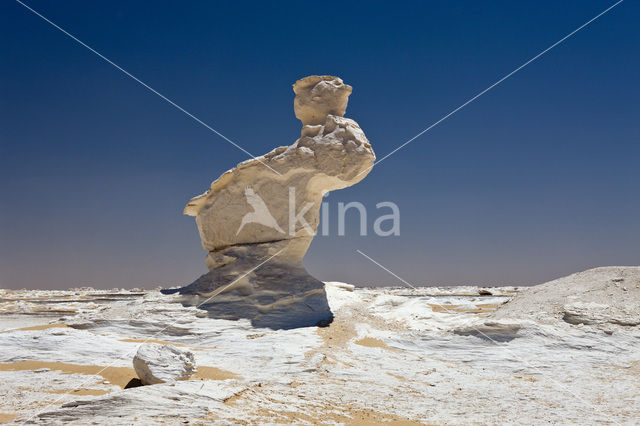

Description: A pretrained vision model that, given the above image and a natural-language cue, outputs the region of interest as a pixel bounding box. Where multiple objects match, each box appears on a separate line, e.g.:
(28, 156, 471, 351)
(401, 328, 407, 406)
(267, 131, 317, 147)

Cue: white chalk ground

(0, 275, 638, 424)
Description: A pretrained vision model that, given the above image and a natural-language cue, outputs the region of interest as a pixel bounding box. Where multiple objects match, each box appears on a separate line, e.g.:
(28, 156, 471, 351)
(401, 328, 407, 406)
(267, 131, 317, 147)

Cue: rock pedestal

(163, 75, 375, 329)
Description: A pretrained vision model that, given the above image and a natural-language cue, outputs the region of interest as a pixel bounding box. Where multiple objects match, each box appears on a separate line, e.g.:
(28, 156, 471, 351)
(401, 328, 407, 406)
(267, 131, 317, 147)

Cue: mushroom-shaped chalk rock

(162, 75, 375, 330)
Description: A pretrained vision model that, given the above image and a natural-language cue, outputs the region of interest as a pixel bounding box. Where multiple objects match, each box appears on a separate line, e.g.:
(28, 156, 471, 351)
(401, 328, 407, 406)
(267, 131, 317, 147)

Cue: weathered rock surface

(494, 266, 640, 327)
(2, 284, 640, 424)
(165, 76, 375, 329)
(562, 301, 640, 326)
(133, 343, 196, 385)
(35, 381, 245, 425)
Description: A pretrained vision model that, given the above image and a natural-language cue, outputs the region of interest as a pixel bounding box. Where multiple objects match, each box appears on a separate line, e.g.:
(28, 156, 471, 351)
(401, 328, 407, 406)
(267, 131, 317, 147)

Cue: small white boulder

(133, 343, 196, 385)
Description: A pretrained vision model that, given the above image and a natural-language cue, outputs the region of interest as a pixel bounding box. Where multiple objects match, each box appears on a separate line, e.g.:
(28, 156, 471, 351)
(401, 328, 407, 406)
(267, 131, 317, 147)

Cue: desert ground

(1, 267, 639, 425)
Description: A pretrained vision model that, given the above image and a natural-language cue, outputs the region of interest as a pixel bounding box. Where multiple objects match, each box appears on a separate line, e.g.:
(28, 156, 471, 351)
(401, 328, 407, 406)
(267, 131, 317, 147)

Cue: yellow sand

(193, 366, 238, 381)
(0, 413, 17, 424)
(0, 360, 238, 390)
(428, 303, 499, 313)
(0, 323, 70, 334)
(0, 361, 136, 388)
(355, 337, 388, 349)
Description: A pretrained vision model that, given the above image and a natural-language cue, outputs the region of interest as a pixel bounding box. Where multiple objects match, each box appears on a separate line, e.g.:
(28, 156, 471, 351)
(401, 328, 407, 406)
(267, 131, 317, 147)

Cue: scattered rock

(133, 343, 196, 385)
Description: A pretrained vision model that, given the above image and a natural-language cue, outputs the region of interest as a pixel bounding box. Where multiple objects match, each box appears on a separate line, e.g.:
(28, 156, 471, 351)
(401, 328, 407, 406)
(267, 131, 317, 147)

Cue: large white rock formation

(164, 76, 375, 329)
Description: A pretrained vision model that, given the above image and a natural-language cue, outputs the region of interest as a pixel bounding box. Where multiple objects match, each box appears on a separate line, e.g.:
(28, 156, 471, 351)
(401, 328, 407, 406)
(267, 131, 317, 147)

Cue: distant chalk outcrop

(494, 266, 640, 327)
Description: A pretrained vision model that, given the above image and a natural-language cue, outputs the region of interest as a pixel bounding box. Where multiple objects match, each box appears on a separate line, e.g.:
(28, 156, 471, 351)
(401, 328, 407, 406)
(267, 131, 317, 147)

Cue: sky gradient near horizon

(1, 0, 639, 289)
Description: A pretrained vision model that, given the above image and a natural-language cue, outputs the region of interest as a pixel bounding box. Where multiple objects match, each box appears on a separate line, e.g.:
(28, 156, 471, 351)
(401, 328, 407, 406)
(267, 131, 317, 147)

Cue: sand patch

(347, 408, 427, 425)
(222, 394, 427, 425)
(0, 323, 70, 334)
(461, 303, 500, 313)
(0, 360, 237, 390)
(428, 303, 499, 314)
(193, 366, 238, 381)
(264, 407, 424, 425)
(0, 361, 136, 388)
(0, 413, 17, 424)
(428, 304, 461, 313)
(316, 315, 357, 348)
(310, 313, 358, 364)
(354, 337, 401, 353)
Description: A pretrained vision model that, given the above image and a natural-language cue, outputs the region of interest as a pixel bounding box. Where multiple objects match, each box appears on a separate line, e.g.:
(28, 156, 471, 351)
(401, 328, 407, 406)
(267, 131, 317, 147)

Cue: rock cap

(293, 75, 352, 125)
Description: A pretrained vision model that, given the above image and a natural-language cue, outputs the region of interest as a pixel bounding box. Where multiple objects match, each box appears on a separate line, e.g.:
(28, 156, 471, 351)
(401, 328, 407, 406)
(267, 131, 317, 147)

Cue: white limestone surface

(0, 276, 638, 424)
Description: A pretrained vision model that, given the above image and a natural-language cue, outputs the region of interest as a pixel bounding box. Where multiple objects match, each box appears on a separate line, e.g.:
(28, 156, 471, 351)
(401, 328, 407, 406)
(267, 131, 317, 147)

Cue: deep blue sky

(1, 0, 638, 289)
